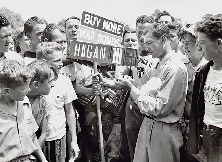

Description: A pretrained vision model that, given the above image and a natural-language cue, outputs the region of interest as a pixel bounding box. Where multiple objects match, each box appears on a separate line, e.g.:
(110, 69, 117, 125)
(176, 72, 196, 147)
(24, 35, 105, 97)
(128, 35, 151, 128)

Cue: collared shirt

(173, 51, 195, 118)
(131, 51, 188, 123)
(45, 74, 77, 141)
(194, 57, 208, 72)
(0, 96, 38, 162)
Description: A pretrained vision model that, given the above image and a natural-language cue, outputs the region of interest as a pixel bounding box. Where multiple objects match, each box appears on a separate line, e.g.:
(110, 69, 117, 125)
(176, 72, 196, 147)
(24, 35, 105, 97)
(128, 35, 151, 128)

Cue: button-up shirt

(131, 51, 188, 123)
(0, 96, 38, 162)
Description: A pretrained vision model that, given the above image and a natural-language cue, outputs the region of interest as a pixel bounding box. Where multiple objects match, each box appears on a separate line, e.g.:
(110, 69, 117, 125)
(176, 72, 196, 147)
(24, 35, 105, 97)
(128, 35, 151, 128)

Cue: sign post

(93, 61, 105, 162)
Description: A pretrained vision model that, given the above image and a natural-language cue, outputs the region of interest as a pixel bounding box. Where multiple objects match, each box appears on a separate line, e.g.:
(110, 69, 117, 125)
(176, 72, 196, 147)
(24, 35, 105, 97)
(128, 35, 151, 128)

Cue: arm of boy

(38, 117, 47, 148)
(32, 133, 48, 162)
(65, 102, 80, 159)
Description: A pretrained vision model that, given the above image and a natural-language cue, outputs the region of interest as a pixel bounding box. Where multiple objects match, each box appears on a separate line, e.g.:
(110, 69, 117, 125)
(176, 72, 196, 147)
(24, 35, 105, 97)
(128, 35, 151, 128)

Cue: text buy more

(81, 11, 124, 37)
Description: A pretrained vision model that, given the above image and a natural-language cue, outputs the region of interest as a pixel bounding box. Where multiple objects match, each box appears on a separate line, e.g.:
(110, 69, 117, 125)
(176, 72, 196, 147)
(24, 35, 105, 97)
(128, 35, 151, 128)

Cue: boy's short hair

(155, 10, 175, 23)
(36, 42, 63, 60)
(122, 27, 137, 39)
(136, 15, 154, 27)
(65, 16, 80, 29)
(27, 59, 53, 83)
(196, 14, 222, 41)
(24, 16, 47, 37)
(0, 14, 10, 29)
(148, 22, 169, 39)
(13, 27, 26, 53)
(42, 23, 65, 42)
(182, 23, 197, 41)
(0, 59, 31, 88)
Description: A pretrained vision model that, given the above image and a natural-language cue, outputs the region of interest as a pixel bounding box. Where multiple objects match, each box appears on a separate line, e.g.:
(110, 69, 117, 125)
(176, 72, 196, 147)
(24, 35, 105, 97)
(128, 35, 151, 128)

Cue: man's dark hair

(24, 16, 47, 37)
(149, 22, 169, 39)
(136, 15, 154, 27)
(65, 16, 80, 29)
(122, 27, 136, 39)
(196, 14, 222, 41)
(42, 23, 65, 42)
(155, 11, 175, 23)
(0, 14, 10, 29)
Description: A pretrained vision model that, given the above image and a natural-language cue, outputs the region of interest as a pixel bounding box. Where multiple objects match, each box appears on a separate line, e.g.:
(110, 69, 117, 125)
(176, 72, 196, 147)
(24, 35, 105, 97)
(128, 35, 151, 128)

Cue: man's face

(19, 34, 30, 52)
(30, 24, 46, 46)
(197, 32, 217, 61)
(65, 19, 80, 41)
(183, 33, 202, 63)
(0, 25, 13, 53)
(51, 29, 67, 55)
(47, 50, 63, 73)
(8, 80, 31, 101)
(144, 31, 164, 58)
(123, 32, 138, 48)
(37, 69, 55, 95)
(102, 113, 114, 135)
(136, 22, 151, 48)
(169, 29, 179, 51)
(158, 15, 172, 24)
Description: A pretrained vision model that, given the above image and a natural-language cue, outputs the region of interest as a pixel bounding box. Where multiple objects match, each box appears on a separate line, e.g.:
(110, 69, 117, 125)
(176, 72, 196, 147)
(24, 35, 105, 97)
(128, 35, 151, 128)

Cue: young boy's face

(37, 69, 55, 95)
(47, 50, 63, 73)
(8, 80, 31, 101)
(30, 24, 46, 47)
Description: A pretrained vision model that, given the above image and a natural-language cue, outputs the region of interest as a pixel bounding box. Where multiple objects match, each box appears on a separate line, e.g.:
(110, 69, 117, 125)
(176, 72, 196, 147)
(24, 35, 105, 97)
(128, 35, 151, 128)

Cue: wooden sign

(69, 41, 112, 64)
(122, 48, 138, 66)
(81, 11, 124, 37)
(77, 25, 122, 47)
(69, 11, 124, 64)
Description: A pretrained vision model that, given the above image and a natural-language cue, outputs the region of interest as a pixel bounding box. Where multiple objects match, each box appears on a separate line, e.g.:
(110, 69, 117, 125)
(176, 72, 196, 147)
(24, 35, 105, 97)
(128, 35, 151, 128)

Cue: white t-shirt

(45, 74, 78, 141)
(4, 51, 24, 64)
(203, 67, 222, 128)
(60, 62, 76, 81)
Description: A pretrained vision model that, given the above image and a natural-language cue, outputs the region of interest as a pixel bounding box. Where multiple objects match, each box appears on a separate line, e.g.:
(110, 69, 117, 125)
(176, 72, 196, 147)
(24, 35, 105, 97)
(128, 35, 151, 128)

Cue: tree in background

(0, 7, 24, 29)
(57, 18, 66, 28)
(151, 9, 161, 19)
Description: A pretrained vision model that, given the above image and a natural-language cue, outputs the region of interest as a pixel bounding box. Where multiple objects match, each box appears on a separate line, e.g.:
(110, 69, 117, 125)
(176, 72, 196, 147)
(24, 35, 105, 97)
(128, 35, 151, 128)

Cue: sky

(1, 0, 222, 28)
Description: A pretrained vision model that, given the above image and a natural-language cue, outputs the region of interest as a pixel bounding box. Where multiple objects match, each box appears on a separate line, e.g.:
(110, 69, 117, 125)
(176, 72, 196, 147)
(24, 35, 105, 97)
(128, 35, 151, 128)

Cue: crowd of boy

(0, 9, 221, 162)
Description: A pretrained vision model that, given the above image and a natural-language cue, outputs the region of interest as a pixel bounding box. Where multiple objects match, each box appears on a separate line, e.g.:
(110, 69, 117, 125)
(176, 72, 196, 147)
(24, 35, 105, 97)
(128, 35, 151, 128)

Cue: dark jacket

(187, 60, 213, 154)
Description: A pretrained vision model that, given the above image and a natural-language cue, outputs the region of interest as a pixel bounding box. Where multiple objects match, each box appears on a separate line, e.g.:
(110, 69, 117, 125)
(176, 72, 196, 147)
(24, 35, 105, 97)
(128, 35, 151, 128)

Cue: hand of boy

(118, 75, 135, 89)
(92, 73, 103, 96)
(71, 141, 80, 160)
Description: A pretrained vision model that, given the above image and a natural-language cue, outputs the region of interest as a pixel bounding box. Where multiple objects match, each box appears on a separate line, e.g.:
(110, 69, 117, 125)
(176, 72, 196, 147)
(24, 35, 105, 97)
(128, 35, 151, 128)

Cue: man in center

(121, 22, 188, 162)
